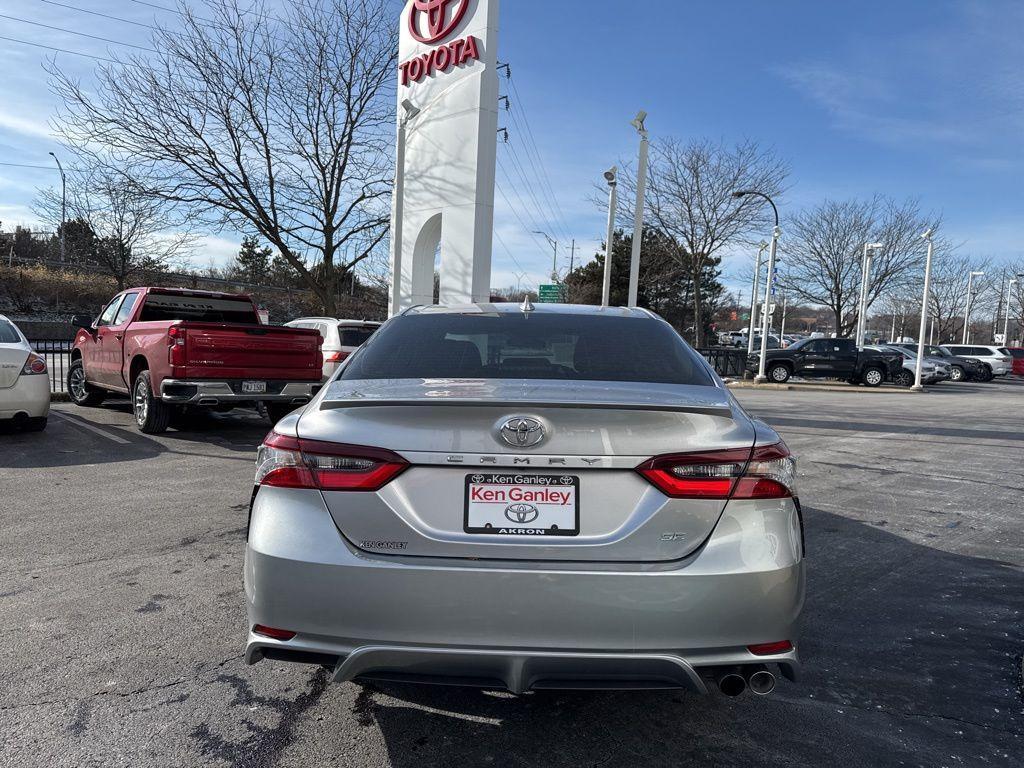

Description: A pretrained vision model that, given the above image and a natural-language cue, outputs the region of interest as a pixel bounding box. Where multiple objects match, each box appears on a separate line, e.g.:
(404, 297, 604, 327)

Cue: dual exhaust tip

(715, 666, 776, 697)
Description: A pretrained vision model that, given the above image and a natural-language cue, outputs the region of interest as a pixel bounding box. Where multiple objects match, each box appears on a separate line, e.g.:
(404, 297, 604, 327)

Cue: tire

(24, 417, 47, 432)
(132, 370, 172, 434)
(767, 363, 791, 384)
(67, 360, 106, 407)
(265, 403, 297, 424)
(862, 367, 885, 388)
(893, 369, 915, 388)
(978, 365, 994, 382)
(950, 366, 965, 382)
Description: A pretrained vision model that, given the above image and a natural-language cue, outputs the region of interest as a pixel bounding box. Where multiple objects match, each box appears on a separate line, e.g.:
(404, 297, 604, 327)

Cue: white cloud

(0, 111, 54, 141)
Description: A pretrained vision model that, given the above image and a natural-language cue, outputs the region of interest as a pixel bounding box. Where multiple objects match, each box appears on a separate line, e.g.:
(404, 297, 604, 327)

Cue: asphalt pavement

(1, 380, 1022, 767)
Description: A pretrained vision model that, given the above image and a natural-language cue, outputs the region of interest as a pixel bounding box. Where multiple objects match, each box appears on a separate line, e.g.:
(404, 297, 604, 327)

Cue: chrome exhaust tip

(747, 669, 776, 696)
(717, 671, 747, 697)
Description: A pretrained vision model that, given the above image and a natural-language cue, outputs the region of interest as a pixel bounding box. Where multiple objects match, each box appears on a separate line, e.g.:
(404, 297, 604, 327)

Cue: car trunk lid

(0, 345, 28, 389)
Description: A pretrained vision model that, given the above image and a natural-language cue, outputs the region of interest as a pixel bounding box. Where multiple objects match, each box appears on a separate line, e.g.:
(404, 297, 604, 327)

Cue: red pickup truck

(68, 287, 323, 433)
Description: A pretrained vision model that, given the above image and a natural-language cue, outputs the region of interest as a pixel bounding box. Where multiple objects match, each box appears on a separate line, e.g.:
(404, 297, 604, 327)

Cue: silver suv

(245, 304, 805, 697)
(940, 345, 1013, 377)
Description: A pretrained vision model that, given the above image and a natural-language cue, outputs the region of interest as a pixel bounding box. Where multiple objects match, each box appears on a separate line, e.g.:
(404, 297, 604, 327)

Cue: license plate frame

(241, 380, 267, 394)
(464, 473, 580, 537)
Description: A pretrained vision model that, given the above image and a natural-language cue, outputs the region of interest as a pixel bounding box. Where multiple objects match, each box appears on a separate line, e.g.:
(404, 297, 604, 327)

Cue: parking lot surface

(2, 381, 1023, 767)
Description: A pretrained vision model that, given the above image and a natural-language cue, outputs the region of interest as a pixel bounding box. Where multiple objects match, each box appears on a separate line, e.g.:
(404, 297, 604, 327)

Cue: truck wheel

(133, 370, 172, 434)
(862, 367, 884, 388)
(767, 363, 791, 384)
(265, 403, 297, 424)
(67, 360, 106, 407)
(950, 366, 965, 382)
(893, 369, 914, 388)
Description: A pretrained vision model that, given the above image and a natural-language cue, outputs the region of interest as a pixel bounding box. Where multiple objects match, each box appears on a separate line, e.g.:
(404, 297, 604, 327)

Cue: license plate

(241, 381, 267, 394)
(464, 473, 580, 537)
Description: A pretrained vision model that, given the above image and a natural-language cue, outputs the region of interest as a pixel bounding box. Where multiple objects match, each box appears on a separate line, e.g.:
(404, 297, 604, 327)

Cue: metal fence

(27, 339, 72, 394)
(697, 347, 748, 378)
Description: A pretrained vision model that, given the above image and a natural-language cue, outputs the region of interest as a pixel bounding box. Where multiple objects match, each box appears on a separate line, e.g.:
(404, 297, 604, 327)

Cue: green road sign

(537, 284, 564, 303)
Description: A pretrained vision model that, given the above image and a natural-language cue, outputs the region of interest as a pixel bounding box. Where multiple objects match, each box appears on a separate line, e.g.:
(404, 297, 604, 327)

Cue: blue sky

(1, 0, 1021, 293)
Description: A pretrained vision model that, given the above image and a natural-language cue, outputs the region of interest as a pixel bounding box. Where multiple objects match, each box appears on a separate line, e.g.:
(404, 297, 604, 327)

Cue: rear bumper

(244, 487, 805, 693)
(0, 375, 50, 420)
(160, 379, 319, 405)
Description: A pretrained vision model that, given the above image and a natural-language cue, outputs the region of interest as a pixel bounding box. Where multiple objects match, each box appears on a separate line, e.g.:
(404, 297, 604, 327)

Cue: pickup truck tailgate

(178, 324, 322, 380)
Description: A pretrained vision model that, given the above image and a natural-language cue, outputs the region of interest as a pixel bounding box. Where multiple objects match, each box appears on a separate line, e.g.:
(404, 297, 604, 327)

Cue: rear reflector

(748, 640, 794, 656)
(637, 442, 796, 500)
(252, 624, 297, 641)
(256, 432, 408, 492)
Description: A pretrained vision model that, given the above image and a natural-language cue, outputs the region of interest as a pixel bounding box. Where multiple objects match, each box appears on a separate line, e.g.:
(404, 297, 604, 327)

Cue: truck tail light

(167, 325, 187, 367)
(637, 442, 796, 500)
(255, 432, 408, 492)
(21, 352, 47, 375)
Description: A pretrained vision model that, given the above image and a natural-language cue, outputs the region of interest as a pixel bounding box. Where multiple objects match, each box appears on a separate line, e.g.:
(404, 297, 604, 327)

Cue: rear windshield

(339, 326, 377, 347)
(0, 318, 21, 344)
(340, 313, 716, 386)
(137, 293, 259, 324)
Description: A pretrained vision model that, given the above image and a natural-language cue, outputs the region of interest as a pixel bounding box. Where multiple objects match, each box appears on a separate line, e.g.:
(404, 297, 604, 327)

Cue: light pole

(733, 190, 781, 384)
(1005, 275, 1022, 343)
(962, 271, 985, 343)
(747, 241, 769, 354)
(627, 110, 649, 308)
(779, 292, 789, 340)
(601, 167, 618, 306)
(389, 99, 421, 317)
(856, 242, 884, 347)
(532, 231, 559, 282)
(912, 230, 936, 391)
(48, 152, 66, 265)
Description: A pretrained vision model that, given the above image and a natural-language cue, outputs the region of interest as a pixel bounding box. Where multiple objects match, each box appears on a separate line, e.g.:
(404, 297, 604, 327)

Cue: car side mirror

(71, 314, 95, 331)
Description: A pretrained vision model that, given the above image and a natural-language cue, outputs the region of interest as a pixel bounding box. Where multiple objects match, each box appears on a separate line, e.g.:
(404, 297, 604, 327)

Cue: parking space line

(52, 411, 132, 445)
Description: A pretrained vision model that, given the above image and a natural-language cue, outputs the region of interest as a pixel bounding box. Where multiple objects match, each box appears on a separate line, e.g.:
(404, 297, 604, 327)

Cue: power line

(0, 12, 157, 52)
(0, 33, 118, 62)
(0, 162, 59, 170)
(495, 156, 551, 248)
(38, 0, 158, 31)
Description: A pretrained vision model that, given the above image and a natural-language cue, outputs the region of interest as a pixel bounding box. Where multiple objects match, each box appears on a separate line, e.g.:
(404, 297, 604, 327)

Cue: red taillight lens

(252, 624, 297, 641)
(167, 325, 187, 367)
(21, 353, 47, 375)
(748, 640, 794, 656)
(637, 443, 796, 500)
(255, 433, 408, 492)
(324, 351, 349, 363)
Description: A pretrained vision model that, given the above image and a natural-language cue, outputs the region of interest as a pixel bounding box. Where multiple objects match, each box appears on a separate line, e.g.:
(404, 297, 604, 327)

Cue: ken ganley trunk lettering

(399, 36, 481, 86)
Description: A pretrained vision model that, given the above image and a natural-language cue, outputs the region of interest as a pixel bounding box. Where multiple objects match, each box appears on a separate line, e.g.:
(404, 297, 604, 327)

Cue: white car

(940, 345, 1013, 377)
(0, 315, 50, 431)
(284, 318, 381, 379)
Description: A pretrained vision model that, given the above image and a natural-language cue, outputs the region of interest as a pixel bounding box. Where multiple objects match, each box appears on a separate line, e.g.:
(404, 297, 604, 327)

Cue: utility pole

(533, 231, 558, 282)
(568, 239, 576, 275)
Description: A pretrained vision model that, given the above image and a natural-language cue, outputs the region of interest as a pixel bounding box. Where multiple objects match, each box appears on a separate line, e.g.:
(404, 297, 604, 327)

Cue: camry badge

(499, 417, 546, 448)
(505, 503, 540, 525)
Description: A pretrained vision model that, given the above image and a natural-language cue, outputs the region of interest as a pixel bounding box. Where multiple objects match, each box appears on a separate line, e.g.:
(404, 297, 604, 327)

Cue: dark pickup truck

(747, 338, 903, 387)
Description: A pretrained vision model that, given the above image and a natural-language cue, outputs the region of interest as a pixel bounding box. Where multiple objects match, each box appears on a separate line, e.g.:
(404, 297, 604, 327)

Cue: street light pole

(962, 271, 985, 344)
(912, 231, 936, 391)
(601, 167, 618, 307)
(747, 241, 768, 355)
(856, 242, 884, 347)
(48, 152, 66, 265)
(627, 110, 649, 308)
(732, 190, 780, 383)
(389, 99, 421, 317)
(1005, 276, 1021, 343)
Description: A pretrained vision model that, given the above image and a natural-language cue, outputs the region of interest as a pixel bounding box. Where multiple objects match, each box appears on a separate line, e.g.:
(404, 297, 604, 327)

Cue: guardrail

(27, 339, 72, 394)
(696, 347, 748, 378)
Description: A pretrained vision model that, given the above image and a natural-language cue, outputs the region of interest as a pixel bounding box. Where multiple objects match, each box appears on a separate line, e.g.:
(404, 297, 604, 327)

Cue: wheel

(767, 363, 791, 384)
(24, 417, 47, 432)
(978, 365, 994, 382)
(862, 367, 885, 388)
(132, 370, 172, 434)
(67, 360, 106, 407)
(265, 403, 297, 424)
(950, 366, 965, 382)
(893, 369, 914, 388)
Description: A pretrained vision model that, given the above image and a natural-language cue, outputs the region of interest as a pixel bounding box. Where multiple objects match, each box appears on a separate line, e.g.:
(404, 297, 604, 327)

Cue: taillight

(255, 432, 408, 492)
(21, 353, 47, 375)
(168, 325, 187, 367)
(748, 640, 794, 656)
(637, 442, 796, 500)
(324, 351, 350, 364)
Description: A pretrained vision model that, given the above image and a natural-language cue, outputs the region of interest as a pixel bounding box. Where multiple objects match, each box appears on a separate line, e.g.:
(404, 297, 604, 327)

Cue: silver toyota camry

(245, 303, 805, 697)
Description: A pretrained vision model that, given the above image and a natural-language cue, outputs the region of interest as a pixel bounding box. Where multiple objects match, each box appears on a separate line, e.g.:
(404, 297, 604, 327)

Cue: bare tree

(779, 196, 940, 336)
(49, 0, 397, 315)
(923, 252, 993, 343)
(34, 164, 193, 289)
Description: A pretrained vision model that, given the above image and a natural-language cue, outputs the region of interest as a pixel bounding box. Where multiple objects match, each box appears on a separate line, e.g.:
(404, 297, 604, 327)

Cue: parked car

(890, 343, 987, 382)
(940, 345, 1013, 378)
(865, 346, 950, 386)
(68, 288, 323, 434)
(748, 338, 903, 386)
(284, 318, 381, 379)
(246, 303, 804, 697)
(1006, 348, 1024, 376)
(0, 315, 50, 431)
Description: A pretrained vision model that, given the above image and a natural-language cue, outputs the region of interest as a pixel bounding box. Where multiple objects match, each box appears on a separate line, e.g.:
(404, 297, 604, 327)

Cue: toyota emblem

(498, 417, 546, 448)
(408, 0, 470, 44)
(505, 503, 540, 525)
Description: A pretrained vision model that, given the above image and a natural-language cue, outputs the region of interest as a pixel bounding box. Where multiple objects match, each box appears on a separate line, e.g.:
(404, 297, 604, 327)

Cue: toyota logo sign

(408, 0, 470, 44)
(498, 417, 546, 448)
(505, 503, 540, 525)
